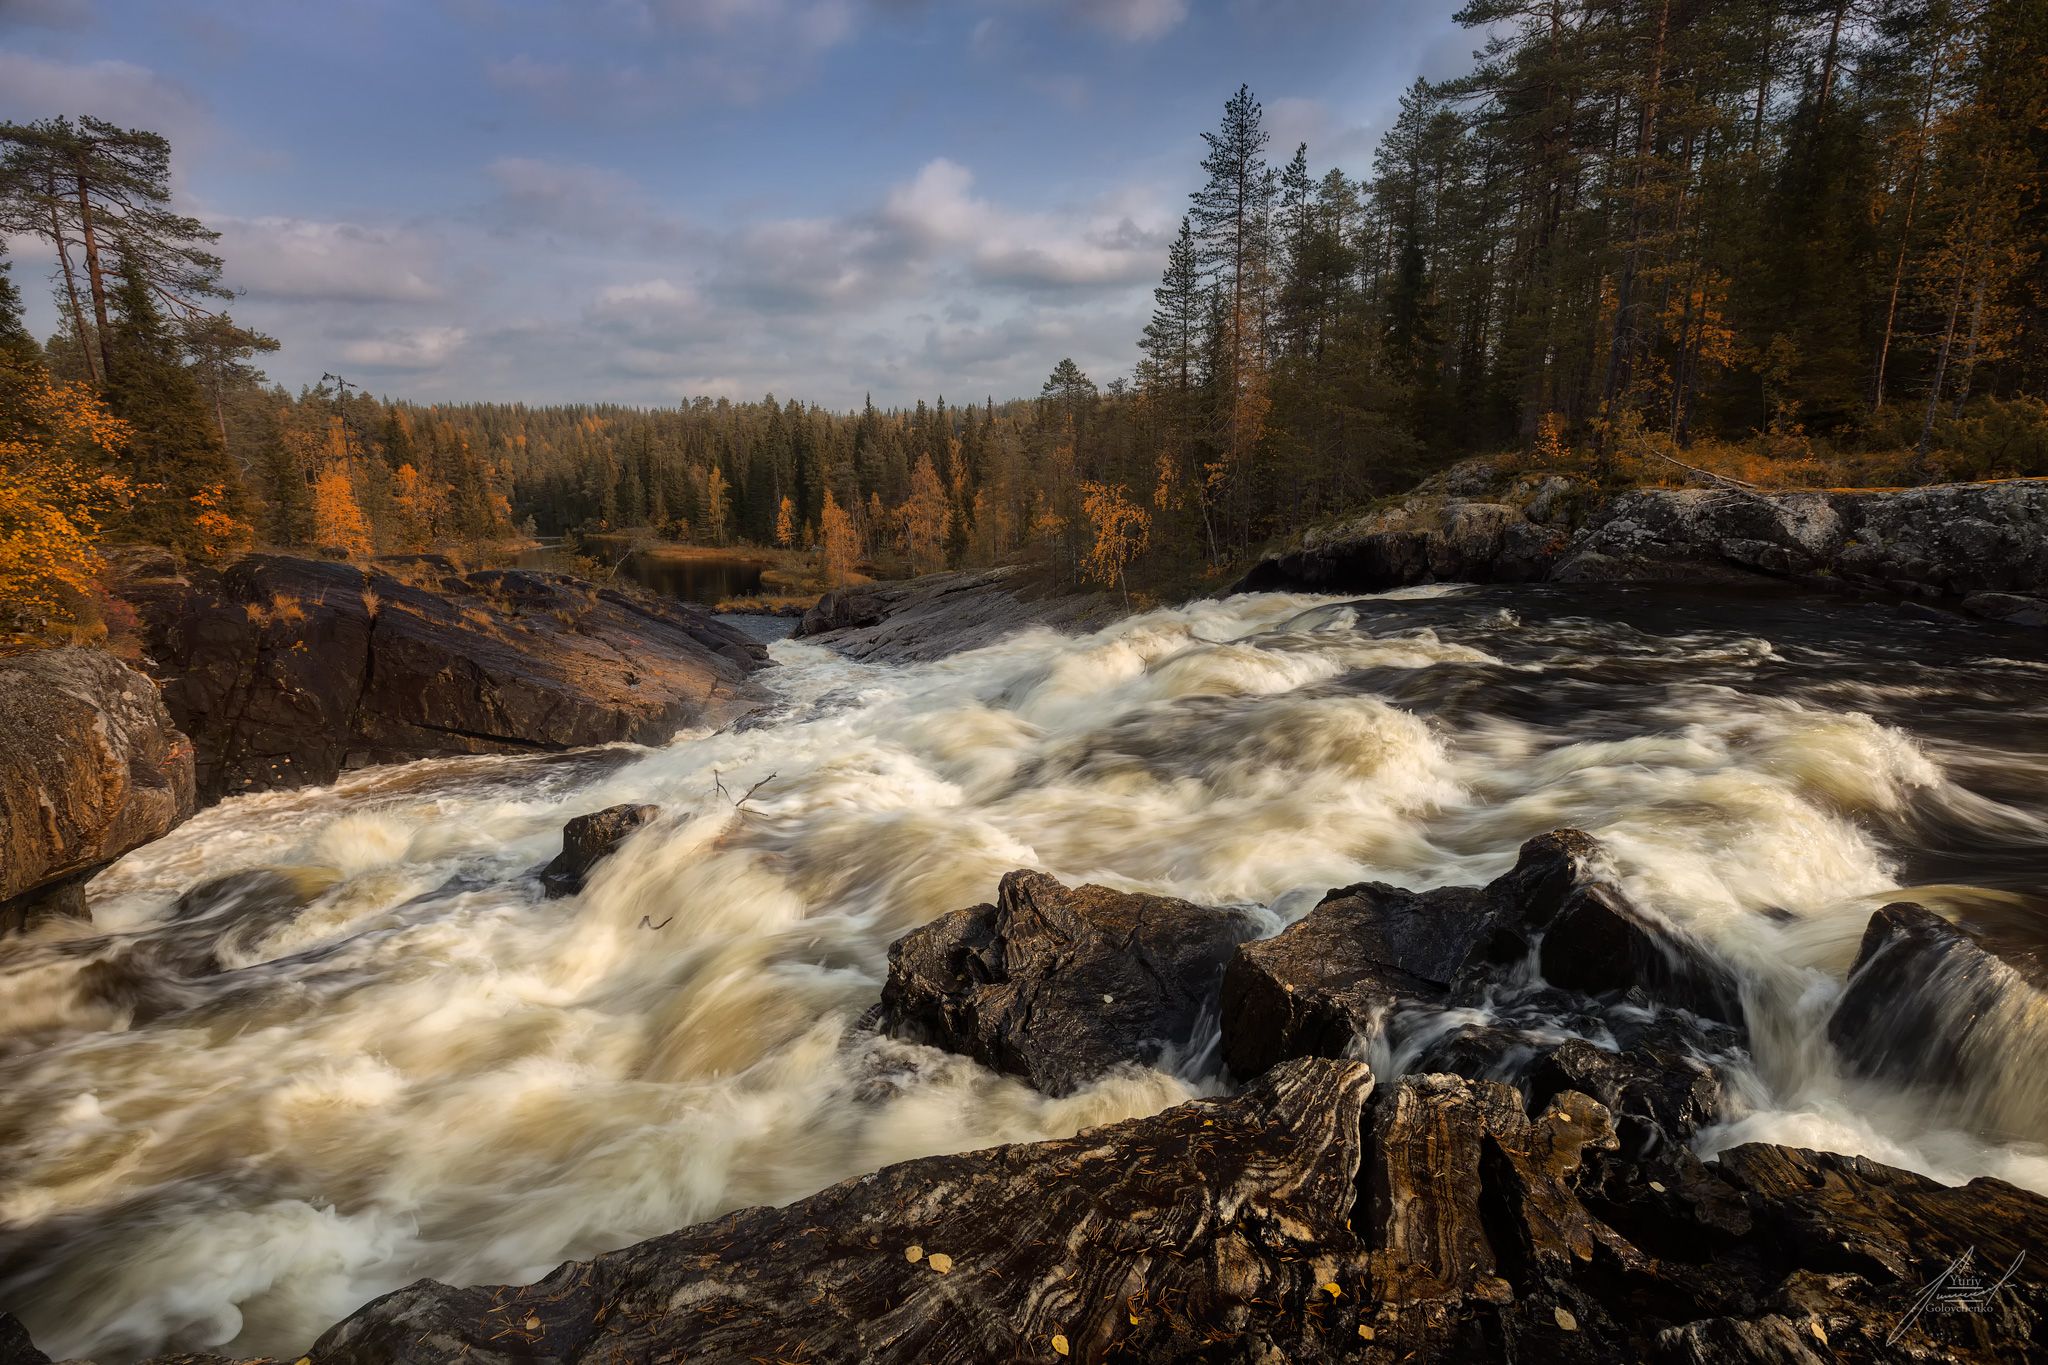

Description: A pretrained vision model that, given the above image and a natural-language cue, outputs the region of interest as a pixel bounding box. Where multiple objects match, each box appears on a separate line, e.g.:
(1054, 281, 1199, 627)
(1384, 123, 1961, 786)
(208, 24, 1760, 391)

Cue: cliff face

(0, 648, 196, 932)
(1235, 467, 2048, 627)
(121, 554, 772, 803)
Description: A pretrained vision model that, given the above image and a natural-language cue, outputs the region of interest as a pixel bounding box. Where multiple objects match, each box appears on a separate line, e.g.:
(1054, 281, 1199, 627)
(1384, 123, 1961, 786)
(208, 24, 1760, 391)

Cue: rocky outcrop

(0, 648, 196, 933)
(1235, 465, 2048, 625)
(797, 567, 1118, 663)
(539, 803, 661, 897)
(879, 870, 1260, 1095)
(1235, 477, 1586, 594)
(120, 555, 770, 802)
(169, 1061, 2048, 1365)
(1220, 831, 1745, 1153)
(1828, 902, 2048, 1140)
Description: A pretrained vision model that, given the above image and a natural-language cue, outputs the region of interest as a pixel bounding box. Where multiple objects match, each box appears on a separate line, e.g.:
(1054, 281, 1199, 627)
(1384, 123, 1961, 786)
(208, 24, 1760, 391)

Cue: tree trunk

(1873, 50, 1944, 412)
(1951, 281, 1985, 418)
(71, 155, 115, 384)
(45, 180, 98, 387)
(1917, 262, 1970, 458)
(1595, 0, 1671, 472)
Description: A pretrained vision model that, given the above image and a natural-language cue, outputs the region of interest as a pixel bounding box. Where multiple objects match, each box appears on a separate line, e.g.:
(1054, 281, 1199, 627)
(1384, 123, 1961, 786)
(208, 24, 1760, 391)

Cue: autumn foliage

(0, 363, 133, 643)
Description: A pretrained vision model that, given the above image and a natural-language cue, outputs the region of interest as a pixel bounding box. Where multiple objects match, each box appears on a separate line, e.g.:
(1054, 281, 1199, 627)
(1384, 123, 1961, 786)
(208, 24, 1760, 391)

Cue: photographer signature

(1888, 1248, 2027, 1344)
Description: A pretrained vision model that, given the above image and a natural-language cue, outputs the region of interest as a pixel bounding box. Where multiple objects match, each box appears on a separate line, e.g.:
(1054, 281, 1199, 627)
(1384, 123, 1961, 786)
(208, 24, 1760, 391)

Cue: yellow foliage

(0, 366, 133, 642)
(1077, 480, 1150, 595)
(774, 495, 797, 548)
(311, 465, 375, 559)
(819, 489, 860, 586)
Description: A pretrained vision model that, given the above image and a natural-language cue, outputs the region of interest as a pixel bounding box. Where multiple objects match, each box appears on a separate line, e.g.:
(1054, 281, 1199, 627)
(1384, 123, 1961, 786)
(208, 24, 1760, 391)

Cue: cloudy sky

(1, 0, 1475, 409)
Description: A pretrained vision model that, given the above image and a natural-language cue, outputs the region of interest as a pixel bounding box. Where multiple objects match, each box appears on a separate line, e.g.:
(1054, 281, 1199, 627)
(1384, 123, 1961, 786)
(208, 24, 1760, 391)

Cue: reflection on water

(516, 542, 767, 607)
(2, 582, 2046, 1361)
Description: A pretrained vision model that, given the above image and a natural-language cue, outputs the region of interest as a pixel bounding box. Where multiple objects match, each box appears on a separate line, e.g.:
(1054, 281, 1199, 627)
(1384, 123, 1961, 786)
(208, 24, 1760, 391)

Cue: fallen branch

(1649, 449, 1770, 498)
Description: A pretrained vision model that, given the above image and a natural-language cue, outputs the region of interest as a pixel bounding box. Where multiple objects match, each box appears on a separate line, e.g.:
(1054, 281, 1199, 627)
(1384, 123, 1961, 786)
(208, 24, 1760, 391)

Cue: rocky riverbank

(1235, 461, 2048, 628)
(15, 823, 2038, 1363)
(120, 553, 772, 803)
(0, 648, 196, 932)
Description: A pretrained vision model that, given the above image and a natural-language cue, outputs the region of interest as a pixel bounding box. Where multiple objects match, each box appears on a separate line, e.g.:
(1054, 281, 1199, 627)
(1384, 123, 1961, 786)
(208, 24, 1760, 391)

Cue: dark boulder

(539, 803, 662, 897)
(1219, 829, 1608, 1080)
(1828, 902, 2048, 1137)
(1538, 884, 1748, 1031)
(120, 554, 769, 802)
(0, 648, 197, 933)
(880, 869, 1261, 1095)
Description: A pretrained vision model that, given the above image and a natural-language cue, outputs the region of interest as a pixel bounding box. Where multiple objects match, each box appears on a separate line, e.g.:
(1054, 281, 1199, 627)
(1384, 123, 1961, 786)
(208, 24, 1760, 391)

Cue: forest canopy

(1, 0, 2043, 642)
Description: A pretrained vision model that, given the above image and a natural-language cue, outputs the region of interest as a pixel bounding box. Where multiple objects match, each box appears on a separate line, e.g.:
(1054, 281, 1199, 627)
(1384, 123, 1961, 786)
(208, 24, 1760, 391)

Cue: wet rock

(303, 1057, 1378, 1365)
(1538, 884, 1748, 1031)
(880, 870, 1260, 1095)
(1828, 902, 2048, 1136)
(0, 648, 197, 933)
(0, 1314, 48, 1365)
(120, 554, 770, 802)
(795, 566, 1117, 663)
(1219, 829, 1607, 1080)
(1234, 495, 1575, 594)
(1652, 1315, 1829, 1364)
(539, 803, 662, 897)
(1528, 1038, 1725, 1154)
(1960, 591, 2048, 628)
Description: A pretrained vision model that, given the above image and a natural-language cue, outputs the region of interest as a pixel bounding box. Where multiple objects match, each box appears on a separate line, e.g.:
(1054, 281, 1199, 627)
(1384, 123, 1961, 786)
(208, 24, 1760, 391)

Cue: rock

(0, 648, 197, 933)
(1827, 902, 2048, 1138)
(1234, 494, 1577, 594)
(1236, 461, 2048, 625)
(1218, 829, 1608, 1080)
(539, 803, 661, 897)
(0, 1314, 49, 1365)
(795, 567, 1117, 663)
(303, 1057, 1378, 1365)
(1538, 884, 1748, 1031)
(120, 554, 770, 802)
(1527, 1038, 1725, 1154)
(1652, 1316, 1829, 1364)
(880, 870, 1260, 1095)
(1961, 591, 2048, 627)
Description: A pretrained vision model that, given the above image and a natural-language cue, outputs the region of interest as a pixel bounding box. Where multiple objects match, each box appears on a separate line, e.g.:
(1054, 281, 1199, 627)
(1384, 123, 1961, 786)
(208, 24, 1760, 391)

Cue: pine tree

(102, 243, 250, 554)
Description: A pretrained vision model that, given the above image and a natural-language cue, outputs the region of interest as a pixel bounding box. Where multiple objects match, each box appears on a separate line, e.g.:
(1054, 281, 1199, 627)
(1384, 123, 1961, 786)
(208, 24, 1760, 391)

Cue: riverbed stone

(540, 803, 662, 897)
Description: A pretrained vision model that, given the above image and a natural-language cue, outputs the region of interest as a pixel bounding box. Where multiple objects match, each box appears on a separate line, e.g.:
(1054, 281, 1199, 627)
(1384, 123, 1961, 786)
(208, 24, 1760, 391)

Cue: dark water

(517, 544, 767, 607)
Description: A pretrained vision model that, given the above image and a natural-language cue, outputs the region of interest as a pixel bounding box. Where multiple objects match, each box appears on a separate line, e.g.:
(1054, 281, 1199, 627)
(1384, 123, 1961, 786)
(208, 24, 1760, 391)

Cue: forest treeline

(3, 0, 2045, 640)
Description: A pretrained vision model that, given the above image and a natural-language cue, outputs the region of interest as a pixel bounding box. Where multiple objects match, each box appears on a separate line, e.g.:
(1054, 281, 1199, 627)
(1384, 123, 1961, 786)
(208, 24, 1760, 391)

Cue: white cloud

(219, 217, 444, 304)
(0, 50, 210, 153)
(340, 326, 468, 370)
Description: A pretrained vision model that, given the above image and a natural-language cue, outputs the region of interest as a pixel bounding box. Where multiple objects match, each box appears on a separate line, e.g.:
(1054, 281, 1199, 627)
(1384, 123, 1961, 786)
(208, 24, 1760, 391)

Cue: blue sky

(1, 0, 1476, 408)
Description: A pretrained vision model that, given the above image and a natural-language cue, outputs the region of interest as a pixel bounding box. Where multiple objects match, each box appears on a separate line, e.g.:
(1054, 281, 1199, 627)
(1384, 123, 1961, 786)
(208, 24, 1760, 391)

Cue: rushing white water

(2, 584, 2045, 1361)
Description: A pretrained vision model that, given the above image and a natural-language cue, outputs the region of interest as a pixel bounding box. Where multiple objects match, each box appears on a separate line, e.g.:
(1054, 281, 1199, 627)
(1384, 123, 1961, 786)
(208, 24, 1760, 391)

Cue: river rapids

(2, 585, 2045, 1360)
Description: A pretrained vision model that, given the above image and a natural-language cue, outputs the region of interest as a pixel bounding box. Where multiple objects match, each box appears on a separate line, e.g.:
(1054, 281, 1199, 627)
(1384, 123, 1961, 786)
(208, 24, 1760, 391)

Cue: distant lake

(517, 542, 768, 608)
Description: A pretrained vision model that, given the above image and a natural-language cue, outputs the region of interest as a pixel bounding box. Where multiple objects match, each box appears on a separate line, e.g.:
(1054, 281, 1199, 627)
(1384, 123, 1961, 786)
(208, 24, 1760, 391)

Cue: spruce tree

(102, 243, 249, 553)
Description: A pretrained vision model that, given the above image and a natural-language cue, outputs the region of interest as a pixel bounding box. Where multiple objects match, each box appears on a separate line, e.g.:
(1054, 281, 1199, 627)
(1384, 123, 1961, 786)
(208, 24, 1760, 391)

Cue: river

(1, 584, 2045, 1360)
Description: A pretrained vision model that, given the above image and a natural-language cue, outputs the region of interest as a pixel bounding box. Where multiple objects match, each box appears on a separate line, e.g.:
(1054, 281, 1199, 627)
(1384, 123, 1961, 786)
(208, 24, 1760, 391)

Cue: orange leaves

(1077, 480, 1150, 594)
(818, 489, 859, 587)
(774, 495, 797, 549)
(899, 453, 951, 575)
(0, 362, 133, 641)
(311, 466, 374, 560)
